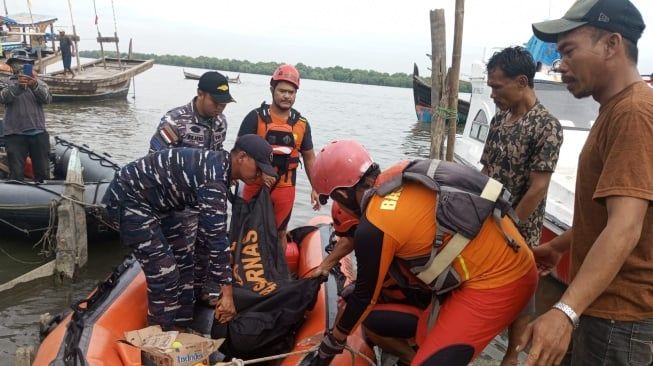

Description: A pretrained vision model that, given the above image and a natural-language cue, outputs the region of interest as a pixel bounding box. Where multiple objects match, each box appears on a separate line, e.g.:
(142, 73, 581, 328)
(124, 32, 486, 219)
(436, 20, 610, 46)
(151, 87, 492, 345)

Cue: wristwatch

(553, 302, 580, 329)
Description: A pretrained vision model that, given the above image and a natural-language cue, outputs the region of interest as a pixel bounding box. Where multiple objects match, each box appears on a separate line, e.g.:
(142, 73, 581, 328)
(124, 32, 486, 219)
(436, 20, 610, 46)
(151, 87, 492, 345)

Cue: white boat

(453, 57, 600, 283)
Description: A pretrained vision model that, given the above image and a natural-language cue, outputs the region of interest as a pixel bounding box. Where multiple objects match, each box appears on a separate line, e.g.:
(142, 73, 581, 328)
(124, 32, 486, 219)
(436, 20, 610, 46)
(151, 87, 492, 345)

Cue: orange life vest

(254, 102, 307, 185)
(362, 159, 519, 294)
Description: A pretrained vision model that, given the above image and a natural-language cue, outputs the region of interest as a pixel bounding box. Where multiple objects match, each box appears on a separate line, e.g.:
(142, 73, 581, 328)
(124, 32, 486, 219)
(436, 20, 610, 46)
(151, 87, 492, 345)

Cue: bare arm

(514, 171, 552, 221)
(560, 195, 648, 313)
(301, 149, 320, 210)
(520, 196, 647, 366)
(302, 148, 317, 185)
(309, 236, 355, 277)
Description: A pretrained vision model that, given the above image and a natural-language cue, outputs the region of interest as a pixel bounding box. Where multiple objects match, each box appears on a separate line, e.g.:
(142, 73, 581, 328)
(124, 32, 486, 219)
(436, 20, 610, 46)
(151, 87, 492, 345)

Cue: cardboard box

(124, 326, 223, 366)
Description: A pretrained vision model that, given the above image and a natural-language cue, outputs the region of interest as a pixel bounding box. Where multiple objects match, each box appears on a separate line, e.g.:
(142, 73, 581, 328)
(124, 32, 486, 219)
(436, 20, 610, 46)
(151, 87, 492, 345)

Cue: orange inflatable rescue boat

(34, 216, 375, 365)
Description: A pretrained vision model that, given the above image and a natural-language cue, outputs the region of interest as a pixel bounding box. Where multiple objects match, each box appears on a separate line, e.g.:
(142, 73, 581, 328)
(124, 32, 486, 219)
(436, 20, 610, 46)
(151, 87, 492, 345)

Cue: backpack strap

(258, 101, 302, 127)
(257, 102, 272, 124)
(413, 177, 505, 287)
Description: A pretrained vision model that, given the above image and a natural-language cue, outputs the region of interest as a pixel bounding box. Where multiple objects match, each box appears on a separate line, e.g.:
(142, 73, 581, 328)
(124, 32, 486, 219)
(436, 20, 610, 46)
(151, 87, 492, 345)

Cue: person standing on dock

(480, 46, 563, 366)
(0, 55, 52, 182)
(238, 64, 319, 254)
(58, 29, 75, 78)
(519, 1, 653, 365)
(148, 71, 235, 305)
(103, 134, 276, 331)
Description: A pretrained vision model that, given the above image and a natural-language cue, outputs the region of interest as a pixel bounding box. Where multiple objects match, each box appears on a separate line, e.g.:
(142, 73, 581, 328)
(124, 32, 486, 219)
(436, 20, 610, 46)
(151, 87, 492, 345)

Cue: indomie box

(124, 325, 223, 366)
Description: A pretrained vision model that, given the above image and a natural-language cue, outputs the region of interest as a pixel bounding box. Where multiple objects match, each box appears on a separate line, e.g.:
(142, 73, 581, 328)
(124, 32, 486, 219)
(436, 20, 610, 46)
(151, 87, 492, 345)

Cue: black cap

(235, 134, 277, 177)
(198, 71, 236, 103)
(532, 0, 645, 44)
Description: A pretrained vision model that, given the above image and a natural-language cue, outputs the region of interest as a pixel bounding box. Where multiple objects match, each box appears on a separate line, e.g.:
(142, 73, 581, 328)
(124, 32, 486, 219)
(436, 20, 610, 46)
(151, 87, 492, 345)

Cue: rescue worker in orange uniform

(237, 64, 319, 253)
(310, 202, 429, 365)
(309, 140, 538, 366)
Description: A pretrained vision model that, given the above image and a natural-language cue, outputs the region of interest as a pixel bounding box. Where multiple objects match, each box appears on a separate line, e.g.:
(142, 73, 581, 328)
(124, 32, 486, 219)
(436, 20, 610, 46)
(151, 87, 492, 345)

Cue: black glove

(317, 330, 346, 360)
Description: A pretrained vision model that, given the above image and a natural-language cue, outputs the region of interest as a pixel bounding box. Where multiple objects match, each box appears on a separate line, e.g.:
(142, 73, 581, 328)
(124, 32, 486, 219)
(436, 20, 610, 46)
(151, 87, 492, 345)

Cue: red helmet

(271, 64, 300, 89)
(311, 140, 374, 196)
(331, 202, 359, 234)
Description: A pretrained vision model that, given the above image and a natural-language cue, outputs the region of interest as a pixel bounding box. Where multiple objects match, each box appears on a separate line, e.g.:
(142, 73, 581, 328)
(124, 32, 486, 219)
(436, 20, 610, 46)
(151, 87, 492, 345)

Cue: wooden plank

(429, 9, 447, 159)
(97, 36, 119, 43)
(54, 148, 87, 281)
(15, 345, 35, 366)
(0, 261, 55, 293)
(445, 0, 465, 161)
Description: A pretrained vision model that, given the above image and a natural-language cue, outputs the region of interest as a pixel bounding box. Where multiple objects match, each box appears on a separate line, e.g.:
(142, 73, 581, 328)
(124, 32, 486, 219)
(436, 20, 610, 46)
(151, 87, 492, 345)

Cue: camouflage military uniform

(480, 101, 563, 246)
(149, 98, 227, 152)
(103, 148, 231, 329)
(149, 98, 228, 299)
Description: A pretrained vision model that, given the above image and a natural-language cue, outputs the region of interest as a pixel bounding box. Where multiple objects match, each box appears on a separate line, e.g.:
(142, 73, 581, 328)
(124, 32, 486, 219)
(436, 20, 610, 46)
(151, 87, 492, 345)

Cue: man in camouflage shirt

(149, 71, 235, 302)
(103, 135, 276, 330)
(480, 46, 563, 366)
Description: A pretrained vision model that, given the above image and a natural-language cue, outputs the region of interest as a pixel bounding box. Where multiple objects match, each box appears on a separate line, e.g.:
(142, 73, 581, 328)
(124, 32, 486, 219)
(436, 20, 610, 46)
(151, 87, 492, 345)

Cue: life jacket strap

(414, 176, 504, 286)
(416, 233, 470, 286)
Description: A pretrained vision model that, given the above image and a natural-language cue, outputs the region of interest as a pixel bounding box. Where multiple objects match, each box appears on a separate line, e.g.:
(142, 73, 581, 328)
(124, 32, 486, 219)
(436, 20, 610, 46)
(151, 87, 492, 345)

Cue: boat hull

(412, 63, 470, 125)
(282, 217, 375, 366)
(0, 136, 119, 237)
(41, 57, 154, 102)
(183, 70, 201, 80)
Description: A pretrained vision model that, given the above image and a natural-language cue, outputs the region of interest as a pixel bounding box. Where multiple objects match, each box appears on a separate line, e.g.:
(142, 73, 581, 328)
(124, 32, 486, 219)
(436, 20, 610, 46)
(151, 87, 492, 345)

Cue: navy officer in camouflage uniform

(103, 134, 276, 330)
(149, 71, 235, 302)
(480, 46, 563, 366)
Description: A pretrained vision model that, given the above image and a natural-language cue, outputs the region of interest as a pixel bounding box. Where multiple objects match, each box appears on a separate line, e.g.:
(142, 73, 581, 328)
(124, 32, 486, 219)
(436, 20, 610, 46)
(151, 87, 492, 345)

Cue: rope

(435, 106, 459, 121)
(110, 0, 118, 35)
(92, 0, 100, 33)
(66, 0, 76, 32)
(0, 216, 32, 235)
(215, 344, 376, 366)
(32, 200, 59, 257)
(55, 136, 121, 171)
(215, 347, 318, 365)
(0, 244, 44, 264)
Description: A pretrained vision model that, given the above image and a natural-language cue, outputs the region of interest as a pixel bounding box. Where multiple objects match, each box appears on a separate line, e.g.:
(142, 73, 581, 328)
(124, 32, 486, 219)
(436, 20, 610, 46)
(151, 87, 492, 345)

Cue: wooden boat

(183, 69, 201, 80)
(40, 57, 154, 101)
(226, 74, 241, 84)
(412, 63, 470, 126)
(1, 13, 62, 72)
(34, 216, 374, 365)
(185, 70, 242, 84)
(0, 136, 119, 238)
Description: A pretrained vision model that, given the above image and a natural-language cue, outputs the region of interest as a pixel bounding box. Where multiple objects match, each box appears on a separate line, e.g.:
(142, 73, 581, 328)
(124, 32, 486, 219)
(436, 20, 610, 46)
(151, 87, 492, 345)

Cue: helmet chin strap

(338, 186, 361, 217)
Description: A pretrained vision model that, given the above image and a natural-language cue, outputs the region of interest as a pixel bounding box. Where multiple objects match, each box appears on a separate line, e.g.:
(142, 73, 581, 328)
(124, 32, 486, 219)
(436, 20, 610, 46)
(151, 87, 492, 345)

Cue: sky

(4, 0, 653, 77)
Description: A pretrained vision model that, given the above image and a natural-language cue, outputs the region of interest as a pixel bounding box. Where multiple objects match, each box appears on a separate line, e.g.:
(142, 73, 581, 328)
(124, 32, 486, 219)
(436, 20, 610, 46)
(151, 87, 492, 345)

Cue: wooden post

(72, 25, 82, 73)
(433, 69, 452, 156)
(114, 31, 123, 69)
(98, 31, 107, 68)
(15, 346, 35, 366)
(50, 24, 55, 53)
(55, 148, 87, 283)
(429, 9, 447, 159)
(445, 0, 465, 161)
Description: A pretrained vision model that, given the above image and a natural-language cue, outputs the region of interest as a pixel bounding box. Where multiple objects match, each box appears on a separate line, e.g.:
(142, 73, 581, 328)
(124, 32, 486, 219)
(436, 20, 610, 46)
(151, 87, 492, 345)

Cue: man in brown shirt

(481, 46, 563, 366)
(519, 1, 653, 365)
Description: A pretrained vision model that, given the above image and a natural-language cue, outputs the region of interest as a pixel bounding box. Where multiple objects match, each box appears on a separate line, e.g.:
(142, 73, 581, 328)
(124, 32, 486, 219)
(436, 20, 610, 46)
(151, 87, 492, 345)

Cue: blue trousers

(106, 192, 195, 330)
(571, 315, 653, 366)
